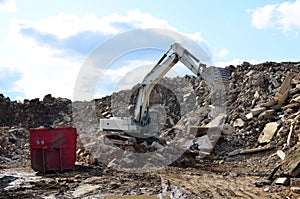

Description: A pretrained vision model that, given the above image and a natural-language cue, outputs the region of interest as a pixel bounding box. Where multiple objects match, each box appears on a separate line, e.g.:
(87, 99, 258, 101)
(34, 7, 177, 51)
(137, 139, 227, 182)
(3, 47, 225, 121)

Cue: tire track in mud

(159, 168, 282, 199)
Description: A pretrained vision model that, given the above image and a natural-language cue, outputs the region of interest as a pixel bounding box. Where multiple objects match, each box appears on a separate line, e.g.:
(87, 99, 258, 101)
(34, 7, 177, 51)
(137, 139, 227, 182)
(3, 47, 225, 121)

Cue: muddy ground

(0, 149, 299, 199)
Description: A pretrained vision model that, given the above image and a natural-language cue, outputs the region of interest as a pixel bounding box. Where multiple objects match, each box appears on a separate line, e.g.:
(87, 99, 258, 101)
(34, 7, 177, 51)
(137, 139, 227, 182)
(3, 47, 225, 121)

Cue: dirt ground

(0, 150, 299, 199)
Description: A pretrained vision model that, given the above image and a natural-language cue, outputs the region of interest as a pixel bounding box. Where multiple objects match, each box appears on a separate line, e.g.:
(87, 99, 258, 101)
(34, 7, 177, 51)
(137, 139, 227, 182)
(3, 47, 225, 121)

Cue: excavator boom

(99, 43, 229, 134)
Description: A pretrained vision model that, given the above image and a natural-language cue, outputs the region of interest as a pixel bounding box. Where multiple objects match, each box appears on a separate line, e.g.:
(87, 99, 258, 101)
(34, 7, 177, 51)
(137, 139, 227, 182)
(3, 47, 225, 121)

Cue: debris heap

(0, 61, 300, 171)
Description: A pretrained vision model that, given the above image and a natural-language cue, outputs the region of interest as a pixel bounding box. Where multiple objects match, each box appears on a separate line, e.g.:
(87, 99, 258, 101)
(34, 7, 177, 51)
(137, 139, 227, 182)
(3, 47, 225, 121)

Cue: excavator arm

(133, 43, 208, 125)
(99, 42, 229, 134)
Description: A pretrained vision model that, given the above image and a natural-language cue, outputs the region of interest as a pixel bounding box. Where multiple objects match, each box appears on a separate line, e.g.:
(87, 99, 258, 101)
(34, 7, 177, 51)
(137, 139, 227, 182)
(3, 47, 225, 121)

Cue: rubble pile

(222, 62, 300, 152)
(0, 94, 72, 128)
(2, 61, 300, 165)
(0, 127, 30, 168)
(94, 62, 300, 154)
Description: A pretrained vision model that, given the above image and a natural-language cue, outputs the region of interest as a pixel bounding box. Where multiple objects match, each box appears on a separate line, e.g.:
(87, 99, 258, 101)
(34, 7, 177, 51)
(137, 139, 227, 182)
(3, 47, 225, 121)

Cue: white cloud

(12, 9, 174, 40)
(214, 48, 229, 58)
(251, 4, 276, 29)
(3, 18, 83, 100)
(0, 0, 17, 12)
(3, 9, 224, 100)
(250, 0, 300, 32)
(4, 9, 177, 100)
(277, 0, 300, 31)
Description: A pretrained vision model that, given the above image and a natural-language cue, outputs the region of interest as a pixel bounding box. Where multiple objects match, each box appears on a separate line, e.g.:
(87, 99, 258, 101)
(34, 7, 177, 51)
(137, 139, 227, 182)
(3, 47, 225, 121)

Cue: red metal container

(30, 127, 77, 172)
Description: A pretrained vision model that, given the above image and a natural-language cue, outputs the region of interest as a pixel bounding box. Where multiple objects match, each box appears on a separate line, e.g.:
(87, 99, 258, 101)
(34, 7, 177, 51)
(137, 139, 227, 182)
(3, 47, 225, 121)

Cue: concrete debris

(250, 107, 266, 117)
(232, 118, 244, 128)
(277, 150, 286, 160)
(205, 114, 227, 128)
(1, 61, 300, 198)
(72, 184, 101, 198)
(258, 110, 274, 120)
(281, 145, 300, 177)
(258, 122, 279, 144)
(0, 94, 72, 128)
(275, 177, 289, 185)
(276, 72, 294, 105)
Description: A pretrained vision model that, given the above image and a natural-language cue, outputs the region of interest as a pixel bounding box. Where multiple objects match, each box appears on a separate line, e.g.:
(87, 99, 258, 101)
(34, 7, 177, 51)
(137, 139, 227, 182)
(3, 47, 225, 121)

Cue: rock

(274, 177, 289, 185)
(281, 145, 300, 177)
(43, 94, 54, 104)
(258, 122, 279, 144)
(254, 179, 271, 187)
(233, 118, 245, 128)
(291, 95, 300, 103)
(205, 114, 226, 128)
(258, 110, 274, 120)
(72, 184, 100, 198)
(250, 107, 266, 117)
(246, 113, 253, 120)
(222, 123, 234, 135)
(290, 178, 300, 187)
(275, 72, 294, 105)
(277, 150, 286, 160)
(254, 91, 260, 99)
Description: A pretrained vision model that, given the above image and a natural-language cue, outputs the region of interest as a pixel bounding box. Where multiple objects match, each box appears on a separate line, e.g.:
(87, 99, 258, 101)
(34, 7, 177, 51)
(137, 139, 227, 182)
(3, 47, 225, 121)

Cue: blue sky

(0, 0, 299, 100)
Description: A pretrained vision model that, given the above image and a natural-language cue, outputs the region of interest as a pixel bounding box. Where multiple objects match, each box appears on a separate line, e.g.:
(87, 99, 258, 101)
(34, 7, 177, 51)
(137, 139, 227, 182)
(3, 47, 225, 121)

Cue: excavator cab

(99, 110, 160, 138)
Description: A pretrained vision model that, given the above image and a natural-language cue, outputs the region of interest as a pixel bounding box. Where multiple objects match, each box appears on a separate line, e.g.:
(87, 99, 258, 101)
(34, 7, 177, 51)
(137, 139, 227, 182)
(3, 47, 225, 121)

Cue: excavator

(99, 43, 229, 140)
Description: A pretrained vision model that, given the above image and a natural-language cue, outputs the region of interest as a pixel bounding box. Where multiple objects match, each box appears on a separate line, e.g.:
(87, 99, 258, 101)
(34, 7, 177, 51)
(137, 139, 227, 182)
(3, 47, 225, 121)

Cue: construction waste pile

(0, 61, 300, 198)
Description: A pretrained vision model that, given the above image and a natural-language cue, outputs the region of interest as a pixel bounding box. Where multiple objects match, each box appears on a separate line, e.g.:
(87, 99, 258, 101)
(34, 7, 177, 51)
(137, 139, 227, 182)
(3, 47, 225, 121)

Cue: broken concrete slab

(278, 72, 294, 95)
(275, 72, 294, 105)
(205, 114, 226, 128)
(246, 112, 253, 120)
(72, 184, 101, 198)
(281, 145, 300, 177)
(258, 122, 279, 144)
(274, 177, 289, 185)
(276, 90, 289, 105)
(194, 135, 214, 151)
(277, 150, 286, 160)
